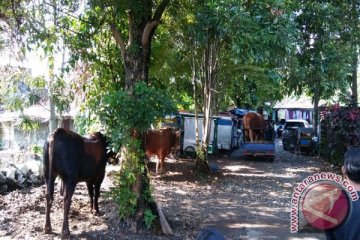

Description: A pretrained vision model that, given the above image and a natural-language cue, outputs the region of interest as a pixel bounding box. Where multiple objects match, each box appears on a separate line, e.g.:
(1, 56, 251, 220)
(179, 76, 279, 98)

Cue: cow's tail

(44, 132, 56, 203)
(49, 138, 55, 201)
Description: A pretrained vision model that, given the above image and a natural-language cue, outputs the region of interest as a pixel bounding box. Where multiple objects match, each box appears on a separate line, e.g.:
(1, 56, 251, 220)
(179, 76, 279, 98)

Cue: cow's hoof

(44, 226, 52, 234)
(93, 210, 100, 216)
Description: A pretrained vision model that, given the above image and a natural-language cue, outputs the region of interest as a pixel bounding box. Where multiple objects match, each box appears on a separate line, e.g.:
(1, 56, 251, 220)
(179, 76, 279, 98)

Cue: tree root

(156, 202, 173, 235)
(194, 159, 210, 174)
(124, 163, 173, 235)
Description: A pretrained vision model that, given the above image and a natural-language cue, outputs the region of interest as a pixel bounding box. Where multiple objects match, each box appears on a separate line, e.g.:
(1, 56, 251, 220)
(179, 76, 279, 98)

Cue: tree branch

(153, 0, 171, 22)
(142, 21, 158, 46)
(142, 0, 171, 46)
(110, 23, 125, 59)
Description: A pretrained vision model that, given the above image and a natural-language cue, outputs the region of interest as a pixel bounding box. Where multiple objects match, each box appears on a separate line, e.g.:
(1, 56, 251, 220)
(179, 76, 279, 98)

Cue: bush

(96, 82, 176, 228)
(31, 144, 43, 157)
(320, 104, 360, 164)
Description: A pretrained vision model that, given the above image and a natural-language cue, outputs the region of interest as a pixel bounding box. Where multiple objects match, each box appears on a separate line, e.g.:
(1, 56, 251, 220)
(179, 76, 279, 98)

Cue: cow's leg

(160, 157, 165, 174)
(62, 181, 76, 238)
(244, 129, 249, 142)
(155, 156, 160, 174)
(249, 130, 254, 142)
(255, 130, 260, 143)
(158, 153, 166, 174)
(86, 182, 94, 213)
(44, 176, 56, 234)
(94, 174, 104, 215)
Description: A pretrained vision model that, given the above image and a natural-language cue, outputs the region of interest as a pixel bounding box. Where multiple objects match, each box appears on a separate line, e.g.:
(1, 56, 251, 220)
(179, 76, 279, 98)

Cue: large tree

(60, 0, 175, 233)
(2, 0, 175, 233)
(343, 0, 359, 107)
(160, 0, 299, 172)
(287, 1, 358, 135)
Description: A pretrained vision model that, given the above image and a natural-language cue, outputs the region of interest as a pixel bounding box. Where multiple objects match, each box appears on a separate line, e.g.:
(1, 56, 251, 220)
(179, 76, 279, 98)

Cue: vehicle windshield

(285, 122, 306, 128)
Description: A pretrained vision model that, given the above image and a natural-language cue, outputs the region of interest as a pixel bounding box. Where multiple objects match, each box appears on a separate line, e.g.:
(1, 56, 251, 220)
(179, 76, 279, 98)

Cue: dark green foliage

(95, 81, 175, 227)
(286, 0, 357, 100)
(18, 116, 40, 131)
(30, 144, 43, 157)
(107, 138, 157, 227)
(96, 81, 177, 147)
(108, 160, 141, 220)
(51, 77, 74, 114)
(320, 104, 360, 164)
(143, 208, 157, 229)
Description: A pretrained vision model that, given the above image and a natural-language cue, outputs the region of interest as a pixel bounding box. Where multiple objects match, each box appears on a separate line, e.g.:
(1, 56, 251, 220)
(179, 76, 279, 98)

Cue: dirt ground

(0, 139, 335, 239)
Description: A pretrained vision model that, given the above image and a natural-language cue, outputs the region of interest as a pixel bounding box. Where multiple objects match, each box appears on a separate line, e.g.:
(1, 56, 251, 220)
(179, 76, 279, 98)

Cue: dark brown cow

(145, 128, 181, 174)
(243, 112, 267, 142)
(43, 128, 113, 238)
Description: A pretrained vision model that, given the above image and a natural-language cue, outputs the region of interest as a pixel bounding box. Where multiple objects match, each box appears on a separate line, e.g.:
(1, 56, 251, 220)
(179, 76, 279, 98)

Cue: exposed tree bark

(109, 0, 172, 234)
(195, 38, 220, 174)
(350, 0, 359, 107)
(48, 0, 58, 134)
(191, 53, 200, 148)
(351, 46, 358, 107)
(109, 0, 170, 92)
(48, 87, 56, 133)
(313, 83, 320, 137)
(157, 203, 173, 235)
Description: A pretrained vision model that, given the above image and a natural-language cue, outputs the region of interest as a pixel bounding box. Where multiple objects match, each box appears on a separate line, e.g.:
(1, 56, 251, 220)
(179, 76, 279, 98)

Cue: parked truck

(242, 123, 275, 162)
(178, 112, 242, 158)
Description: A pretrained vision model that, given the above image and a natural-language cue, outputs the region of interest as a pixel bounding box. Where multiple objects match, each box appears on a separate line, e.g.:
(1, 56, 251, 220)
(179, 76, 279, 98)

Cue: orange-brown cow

(145, 128, 181, 174)
(243, 112, 267, 143)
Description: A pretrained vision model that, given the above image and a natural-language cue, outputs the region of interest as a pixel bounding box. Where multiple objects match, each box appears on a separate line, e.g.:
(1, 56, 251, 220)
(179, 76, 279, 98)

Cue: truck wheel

(268, 156, 275, 162)
(184, 146, 196, 159)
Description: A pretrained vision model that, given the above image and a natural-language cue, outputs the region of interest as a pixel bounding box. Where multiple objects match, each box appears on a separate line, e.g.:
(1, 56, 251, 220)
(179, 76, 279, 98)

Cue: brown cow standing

(145, 128, 181, 174)
(243, 112, 267, 143)
(43, 128, 113, 238)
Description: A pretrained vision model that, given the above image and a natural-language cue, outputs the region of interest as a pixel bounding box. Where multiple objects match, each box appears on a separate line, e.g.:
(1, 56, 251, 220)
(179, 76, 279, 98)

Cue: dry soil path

(0, 139, 334, 239)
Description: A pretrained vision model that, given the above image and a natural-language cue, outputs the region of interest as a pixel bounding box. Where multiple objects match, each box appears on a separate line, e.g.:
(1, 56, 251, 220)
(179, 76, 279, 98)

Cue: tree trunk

(350, 0, 359, 108)
(351, 46, 358, 107)
(48, 87, 56, 133)
(313, 84, 320, 137)
(48, 57, 56, 133)
(195, 38, 220, 174)
(191, 53, 200, 147)
(48, 1, 57, 134)
(124, 47, 146, 91)
(109, 0, 172, 234)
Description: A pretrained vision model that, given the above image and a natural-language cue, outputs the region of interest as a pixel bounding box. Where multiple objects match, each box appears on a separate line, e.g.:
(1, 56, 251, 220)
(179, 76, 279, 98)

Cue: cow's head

(91, 132, 118, 163)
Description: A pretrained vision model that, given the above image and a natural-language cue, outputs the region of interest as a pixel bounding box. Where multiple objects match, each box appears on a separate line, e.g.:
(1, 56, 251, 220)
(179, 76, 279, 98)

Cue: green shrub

(144, 208, 157, 229)
(97, 82, 176, 228)
(31, 144, 43, 157)
(320, 104, 360, 164)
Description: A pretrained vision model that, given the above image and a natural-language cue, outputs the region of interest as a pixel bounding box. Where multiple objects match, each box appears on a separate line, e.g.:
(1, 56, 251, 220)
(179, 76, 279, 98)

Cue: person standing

(325, 146, 360, 240)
